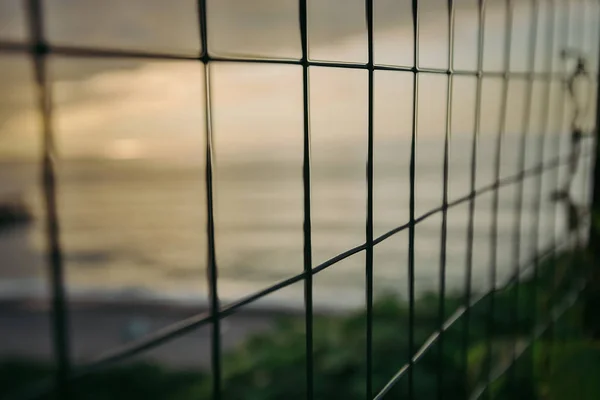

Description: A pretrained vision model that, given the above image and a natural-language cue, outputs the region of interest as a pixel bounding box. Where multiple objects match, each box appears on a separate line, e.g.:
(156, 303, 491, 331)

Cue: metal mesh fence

(1, 0, 599, 399)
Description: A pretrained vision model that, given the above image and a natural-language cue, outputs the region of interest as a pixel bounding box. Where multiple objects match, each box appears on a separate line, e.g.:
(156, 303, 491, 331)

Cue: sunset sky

(0, 0, 596, 161)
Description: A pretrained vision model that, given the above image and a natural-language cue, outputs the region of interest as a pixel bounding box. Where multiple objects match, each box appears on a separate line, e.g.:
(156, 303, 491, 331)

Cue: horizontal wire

(0, 40, 589, 80)
(0, 40, 202, 60)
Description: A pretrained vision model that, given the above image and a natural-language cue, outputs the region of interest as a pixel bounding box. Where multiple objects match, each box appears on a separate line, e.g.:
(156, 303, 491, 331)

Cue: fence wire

(2, 0, 599, 399)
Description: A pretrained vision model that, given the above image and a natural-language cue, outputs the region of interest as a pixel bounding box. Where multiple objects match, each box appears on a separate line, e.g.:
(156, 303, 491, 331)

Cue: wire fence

(1, 0, 599, 399)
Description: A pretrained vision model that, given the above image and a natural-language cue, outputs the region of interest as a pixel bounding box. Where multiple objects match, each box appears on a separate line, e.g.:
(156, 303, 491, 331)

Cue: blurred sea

(0, 133, 591, 310)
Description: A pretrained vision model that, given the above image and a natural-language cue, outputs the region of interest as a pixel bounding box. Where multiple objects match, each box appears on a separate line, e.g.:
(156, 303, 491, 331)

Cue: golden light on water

(105, 139, 144, 160)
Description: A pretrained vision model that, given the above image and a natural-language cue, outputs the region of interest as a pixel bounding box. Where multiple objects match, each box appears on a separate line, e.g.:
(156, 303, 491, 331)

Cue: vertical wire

(577, 0, 586, 217)
(589, 0, 600, 251)
(508, 0, 540, 384)
(436, 1, 455, 399)
(462, 0, 486, 384)
(365, 0, 375, 398)
(575, 0, 587, 273)
(546, 0, 566, 305)
(408, 0, 419, 398)
(585, 0, 599, 223)
(547, 0, 571, 357)
(197, 1, 221, 399)
(529, 0, 556, 378)
(578, 0, 592, 241)
(299, 1, 313, 399)
(484, 0, 513, 396)
(555, 0, 579, 343)
(588, 0, 600, 249)
(546, 0, 570, 265)
(574, 0, 588, 238)
(24, 1, 71, 398)
(561, 0, 580, 340)
(580, 0, 597, 278)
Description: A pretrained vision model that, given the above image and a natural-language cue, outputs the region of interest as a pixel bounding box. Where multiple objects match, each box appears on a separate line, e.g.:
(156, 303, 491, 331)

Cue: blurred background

(0, 0, 598, 398)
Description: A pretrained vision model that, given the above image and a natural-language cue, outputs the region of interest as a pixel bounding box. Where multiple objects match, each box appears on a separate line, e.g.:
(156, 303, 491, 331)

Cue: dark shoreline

(0, 296, 341, 370)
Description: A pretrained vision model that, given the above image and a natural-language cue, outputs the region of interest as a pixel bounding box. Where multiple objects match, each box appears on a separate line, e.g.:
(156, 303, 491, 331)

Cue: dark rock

(0, 197, 33, 231)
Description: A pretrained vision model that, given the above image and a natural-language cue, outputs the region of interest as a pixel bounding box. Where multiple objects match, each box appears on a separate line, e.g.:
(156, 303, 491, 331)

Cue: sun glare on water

(105, 138, 144, 160)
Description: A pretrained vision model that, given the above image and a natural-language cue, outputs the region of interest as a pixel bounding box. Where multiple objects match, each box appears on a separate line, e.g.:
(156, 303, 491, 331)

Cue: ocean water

(0, 132, 592, 310)
(0, 0, 597, 310)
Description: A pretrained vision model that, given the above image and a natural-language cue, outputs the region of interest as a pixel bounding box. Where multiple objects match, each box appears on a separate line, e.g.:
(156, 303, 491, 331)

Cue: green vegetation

(1, 251, 597, 399)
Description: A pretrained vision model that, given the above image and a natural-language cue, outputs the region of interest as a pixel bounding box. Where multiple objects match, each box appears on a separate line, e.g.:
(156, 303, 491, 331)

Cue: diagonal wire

(373, 232, 570, 400)
(470, 274, 588, 399)
(6, 152, 588, 400)
(3, 2, 598, 395)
